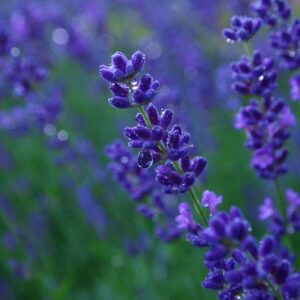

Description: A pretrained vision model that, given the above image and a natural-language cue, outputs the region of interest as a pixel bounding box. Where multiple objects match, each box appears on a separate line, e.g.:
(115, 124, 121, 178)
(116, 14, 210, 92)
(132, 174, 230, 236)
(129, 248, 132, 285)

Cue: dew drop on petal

(131, 80, 138, 90)
(137, 150, 153, 169)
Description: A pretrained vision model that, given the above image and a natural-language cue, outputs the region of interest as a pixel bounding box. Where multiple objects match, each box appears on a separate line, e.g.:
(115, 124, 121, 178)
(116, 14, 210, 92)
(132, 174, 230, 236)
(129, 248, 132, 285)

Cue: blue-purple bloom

(105, 140, 155, 201)
(201, 190, 223, 215)
(105, 140, 182, 242)
(231, 51, 277, 97)
(100, 51, 207, 194)
(270, 19, 300, 70)
(290, 73, 300, 101)
(259, 197, 276, 220)
(99, 51, 145, 84)
(6, 56, 48, 98)
(223, 16, 261, 42)
(252, 0, 291, 27)
(235, 96, 296, 179)
(176, 198, 300, 299)
(100, 45, 300, 299)
(259, 188, 300, 237)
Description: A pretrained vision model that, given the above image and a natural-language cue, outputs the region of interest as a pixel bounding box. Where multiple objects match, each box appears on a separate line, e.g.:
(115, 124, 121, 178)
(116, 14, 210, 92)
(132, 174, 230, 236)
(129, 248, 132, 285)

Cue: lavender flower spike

(100, 50, 208, 230)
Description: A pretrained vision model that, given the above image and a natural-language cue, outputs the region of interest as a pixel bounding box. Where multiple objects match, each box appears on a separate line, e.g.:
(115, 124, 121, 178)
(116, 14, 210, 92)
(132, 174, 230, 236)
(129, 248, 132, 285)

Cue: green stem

(274, 179, 297, 257)
(266, 279, 284, 300)
(173, 161, 208, 227)
(137, 105, 208, 227)
(138, 105, 152, 128)
(189, 187, 208, 227)
(243, 42, 252, 57)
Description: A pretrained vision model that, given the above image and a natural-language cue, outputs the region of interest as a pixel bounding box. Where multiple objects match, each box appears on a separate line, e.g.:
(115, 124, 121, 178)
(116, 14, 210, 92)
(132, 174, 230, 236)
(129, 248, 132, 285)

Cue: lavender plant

(2, 0, 300, 298)
(100, 47, 300, 299)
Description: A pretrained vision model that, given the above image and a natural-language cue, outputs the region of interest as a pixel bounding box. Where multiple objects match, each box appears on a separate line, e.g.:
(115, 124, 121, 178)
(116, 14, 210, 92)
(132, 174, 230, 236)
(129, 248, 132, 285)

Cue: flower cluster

(176, 196, 300, 299)
(223, 16, 261, 43)
(231, 51, 277, 97)
(235, 96, 296, 179)
(260, 188, 300, 237)
(251, 0, 291, 27)
(6, 56, 49, 98)
(100, 51, 207, 194)
(100, 51, 145, 84)
(105, 140, 155, 201)
(270, 19, 300, 70)
(228, 41, 296, 179)
(105, 140, 181, 243)
(99, 51, 161, 109)
(290, 74, 300, 101)
(100, 43, 300, 299)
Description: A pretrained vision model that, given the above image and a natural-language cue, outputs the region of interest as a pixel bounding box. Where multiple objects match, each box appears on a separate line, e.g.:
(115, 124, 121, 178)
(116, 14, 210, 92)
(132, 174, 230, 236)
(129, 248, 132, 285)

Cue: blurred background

(0, 0, 300, 299)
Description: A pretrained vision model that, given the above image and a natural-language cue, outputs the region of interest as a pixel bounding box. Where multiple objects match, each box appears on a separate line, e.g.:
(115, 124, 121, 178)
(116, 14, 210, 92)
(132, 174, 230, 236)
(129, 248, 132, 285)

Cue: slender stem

(138, 105, 152, 128)
(274, 179, 286, 218)
(266, 279, 284, 300)
(173, 161, 208, 226)
(243, 42, 252, 57)
(274, 179, 297, 257)
(189, 187, 208, 227)
(138, 105, 208, 227)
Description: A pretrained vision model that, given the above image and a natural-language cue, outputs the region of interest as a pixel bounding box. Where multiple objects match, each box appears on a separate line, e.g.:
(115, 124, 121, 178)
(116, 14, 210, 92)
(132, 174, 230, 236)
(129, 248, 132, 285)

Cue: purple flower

(99, 51, 208, 194)
(259, 197, 275, 220)
(99, 51, 145, 83)
(223, 16, 261, 42)
(201, 205, 299, 299)
(290, 73, 300, 101)
(175, 202, 198, 232)
(270, 19, 300, 70)
(201, 190, 222, 214)
(286, 189, 300, 209)
(251, 0, 291, 27)
(231, 51, 277, 97)
(155, 156, 206, 194)
(100, 51, 161, 109)
(7, 56, 48, 98)
(105, 140, 155, 201)
(252, 145, 274, 170)
(105, 140, 182, 243)
(277, 106, 297, 128)
(132, 74, 160, 105)
(235, 96, 294, 179)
